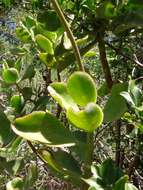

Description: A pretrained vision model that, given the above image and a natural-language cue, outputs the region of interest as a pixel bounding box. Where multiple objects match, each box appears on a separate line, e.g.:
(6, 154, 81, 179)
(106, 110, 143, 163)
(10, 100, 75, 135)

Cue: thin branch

(106, 42, 143, 68)
(51, 0, 84, 71)
(27, 141, 47, 165)
(97, 35, 113, 89)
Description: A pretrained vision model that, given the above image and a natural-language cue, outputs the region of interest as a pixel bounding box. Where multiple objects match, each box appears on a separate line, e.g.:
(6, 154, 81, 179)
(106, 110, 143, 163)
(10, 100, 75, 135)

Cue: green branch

(51, 0, 84, 71)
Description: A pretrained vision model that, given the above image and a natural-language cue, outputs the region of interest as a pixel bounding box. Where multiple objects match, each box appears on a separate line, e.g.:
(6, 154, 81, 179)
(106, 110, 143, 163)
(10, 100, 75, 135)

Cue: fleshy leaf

(67, 72, 97, 106)
(2, 68, 19, 84)
(39, 53, 56, 67)
(0, 108, 15, 146)
(125, 183, 138, 190)
(104, 83, 128, 122)
(67, 103, 103, 132)
(35, 34, 54, 54)
(48, 82, 78, 111)
(38, 149, 82, 186)
(12, 111, 77, 147)
(6, 177, 24, 190)
(113, 175, 129, 190)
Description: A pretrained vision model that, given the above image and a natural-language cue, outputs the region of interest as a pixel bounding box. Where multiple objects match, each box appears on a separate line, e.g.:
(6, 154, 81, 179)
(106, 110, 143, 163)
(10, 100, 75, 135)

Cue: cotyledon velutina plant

(11, 71, 103, 188)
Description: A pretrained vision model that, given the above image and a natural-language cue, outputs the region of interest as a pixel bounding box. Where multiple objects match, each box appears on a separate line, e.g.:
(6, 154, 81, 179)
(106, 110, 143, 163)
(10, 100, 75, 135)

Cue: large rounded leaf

(67, 72, 97, 106)
(35, 34, 54, 54)
(67, 103, 103, 132)
(37, 10, 61, 31)
(48, 82, 78, 111)
(12, 111, 77, 147)
(2, 68, 19, 84)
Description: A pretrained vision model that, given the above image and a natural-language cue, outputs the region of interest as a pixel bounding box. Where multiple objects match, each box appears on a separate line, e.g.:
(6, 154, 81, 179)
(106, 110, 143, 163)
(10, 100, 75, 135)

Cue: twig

(106, 42, 143, 68)
(51, 0, 84, 71)
(27, 141, 48, 165)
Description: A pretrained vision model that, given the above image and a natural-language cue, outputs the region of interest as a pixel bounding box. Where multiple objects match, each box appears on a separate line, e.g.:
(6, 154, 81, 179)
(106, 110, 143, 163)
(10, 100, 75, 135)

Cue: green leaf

(129, 80, 143, 106)
(53, 150, 82, 175)
(36, 34, 54, 54)
(63, 32, 72, 49)
(67, 72, 97, 106)
(104, 83, 128, 122)
(37, 10, 61, 31)
(69, 131, 87, 161)
(85, 159, 124, 189)
(6, 177, 24, 190)
(16, 26, 31, 43)
(84, 51, 96, 58)
(0, 108, 15, 146)
(34, 24, 57, 43)
(88, 187, 97, 190)
(113, 175, 129, 190)
(96, 1, 116, 19)
(39, 53, 56, 67)
(67, 103, 103, 132)
(10, 95, 24, 113)
(125, 183, 138, 190)
(120, 92, 135, 106)
(22, 64, 36, 80)
(12, 111, 77, 147)
(2, 68, 19, 84)
(21, 87, 33, 100)
(10, 47, 27, 56)
(0, 157, 23, 175)
(98, 82, 110, 97)
(24, 16, 36, 29)
(24, 163, 38, 189)
(48, 82, 78, 110)
(38, 149, 82, 186)
(98, 159, 124, 186)
(34, 96, 49, 110)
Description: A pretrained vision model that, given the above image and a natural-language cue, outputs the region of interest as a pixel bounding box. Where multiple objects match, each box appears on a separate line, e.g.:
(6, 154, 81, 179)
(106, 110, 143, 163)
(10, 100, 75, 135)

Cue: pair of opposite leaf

(12, 72, 103, 147)
(48, 71, 103, 132)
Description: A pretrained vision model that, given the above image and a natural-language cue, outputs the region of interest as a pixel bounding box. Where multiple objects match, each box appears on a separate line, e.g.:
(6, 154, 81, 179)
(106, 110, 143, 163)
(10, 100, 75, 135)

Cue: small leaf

(34, 24, 57, 43)
(22, 65, 36, 80)
(104, 83, 128, 122)
(10, 47, 27, 56)
(24, 163, 38, 189)
(48, 82, 78, 110)
(16, 25, 31, 43)
(2, 68, 19, 84)
(98, 82, 110, 97)
(0, 108, 15, 146)
(24, 16, 36, 29)
(125, 183, 138, 190)
(113, 175, 129, 190)
(35, 34, 54, 54)
(6, 177, 24, 190)
(21, 87, 33, 100)
(38, 149, 82, 186)
(67, 103, 103, 132)
(10, 95, 24, 113)
(63, 32, 72, 49)
(12, 111, 77, 147)
(39, 53, 56, 67)
(67, 72, 97, 106)
(53, 150, 82, 175)
(120, 91, 135, 106)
